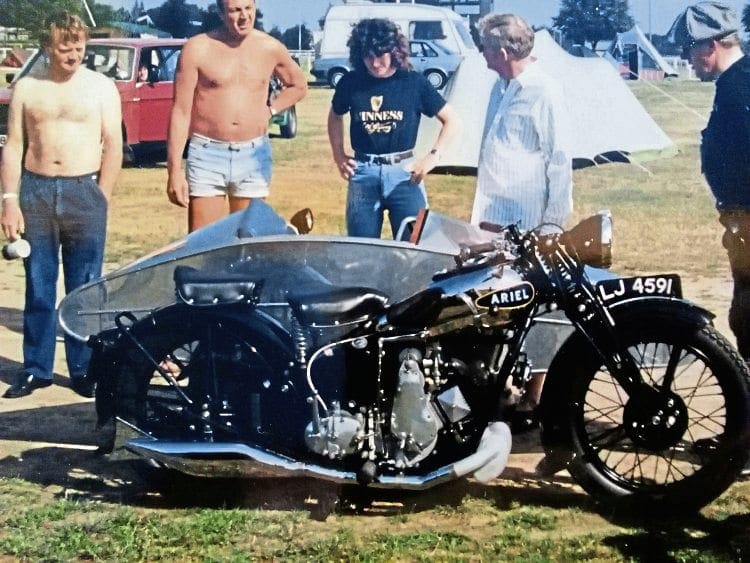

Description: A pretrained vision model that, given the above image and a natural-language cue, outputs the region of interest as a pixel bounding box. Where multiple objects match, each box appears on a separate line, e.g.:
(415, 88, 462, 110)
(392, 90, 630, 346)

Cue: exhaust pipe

(118, 420, 512, 489)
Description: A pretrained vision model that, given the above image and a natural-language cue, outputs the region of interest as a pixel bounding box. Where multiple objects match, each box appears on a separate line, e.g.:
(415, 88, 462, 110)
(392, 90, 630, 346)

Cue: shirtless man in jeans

(167, 0, 308, 231)
(0, 12, 122, 399)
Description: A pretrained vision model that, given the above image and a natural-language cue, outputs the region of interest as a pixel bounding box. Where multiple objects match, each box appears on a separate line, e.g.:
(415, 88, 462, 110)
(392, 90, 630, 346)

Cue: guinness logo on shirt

(358, 96, 404, 135)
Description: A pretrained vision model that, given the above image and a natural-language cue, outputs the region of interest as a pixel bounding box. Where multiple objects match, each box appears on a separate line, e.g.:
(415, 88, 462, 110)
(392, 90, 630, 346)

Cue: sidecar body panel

(59, 203, 456, 342)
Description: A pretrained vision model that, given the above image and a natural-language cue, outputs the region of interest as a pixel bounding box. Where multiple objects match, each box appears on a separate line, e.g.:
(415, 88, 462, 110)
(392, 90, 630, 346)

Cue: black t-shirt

(702, 55, 750, 209)
(331, 68, 446, 155)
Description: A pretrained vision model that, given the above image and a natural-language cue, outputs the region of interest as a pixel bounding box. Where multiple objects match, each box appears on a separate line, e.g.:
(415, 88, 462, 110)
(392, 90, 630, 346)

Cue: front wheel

(548, 314, 749, 514)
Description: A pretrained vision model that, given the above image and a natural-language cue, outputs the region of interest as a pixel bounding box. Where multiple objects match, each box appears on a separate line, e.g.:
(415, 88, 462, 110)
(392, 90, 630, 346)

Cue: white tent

(614, 25, 678, 80)
(416, 29, 676, 170)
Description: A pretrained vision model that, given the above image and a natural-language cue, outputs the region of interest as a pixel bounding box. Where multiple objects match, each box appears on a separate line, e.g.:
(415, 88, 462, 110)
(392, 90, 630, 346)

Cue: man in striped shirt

(472, 13, 573, 434)
(471, 13, 572, 235)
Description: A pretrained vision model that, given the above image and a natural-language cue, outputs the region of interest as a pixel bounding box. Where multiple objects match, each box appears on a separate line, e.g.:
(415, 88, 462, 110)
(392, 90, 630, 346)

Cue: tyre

(424, 69, 446, 89)
(109, 310, 299, 452)
(279, 105, 297, 139)
(546, 312, 750, 514)
(328, 68, 346, 88)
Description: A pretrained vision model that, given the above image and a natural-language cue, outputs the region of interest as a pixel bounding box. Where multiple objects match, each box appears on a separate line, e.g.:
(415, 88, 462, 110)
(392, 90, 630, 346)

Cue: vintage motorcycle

(59, 201, 750, 514)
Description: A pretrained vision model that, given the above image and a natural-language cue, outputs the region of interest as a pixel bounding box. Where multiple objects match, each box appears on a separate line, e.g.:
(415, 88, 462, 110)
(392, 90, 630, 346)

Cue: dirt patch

(0, 257, 738, 512)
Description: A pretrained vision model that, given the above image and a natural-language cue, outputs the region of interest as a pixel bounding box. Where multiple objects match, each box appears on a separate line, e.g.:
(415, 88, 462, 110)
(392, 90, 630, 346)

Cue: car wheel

(424, 69, 446, 89)
(328, 69, 346, 88)
(279, 106, 297, 139)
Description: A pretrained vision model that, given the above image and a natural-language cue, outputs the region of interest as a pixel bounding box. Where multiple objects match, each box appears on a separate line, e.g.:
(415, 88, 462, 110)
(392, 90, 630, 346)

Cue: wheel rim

(426, 71, 443, 89)
(131, 320, 295, 447)
(576, 340, 729, 489)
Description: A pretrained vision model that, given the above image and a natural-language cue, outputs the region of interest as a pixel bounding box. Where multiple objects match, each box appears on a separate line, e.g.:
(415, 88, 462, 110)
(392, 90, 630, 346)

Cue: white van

(312, 0, 477, 88)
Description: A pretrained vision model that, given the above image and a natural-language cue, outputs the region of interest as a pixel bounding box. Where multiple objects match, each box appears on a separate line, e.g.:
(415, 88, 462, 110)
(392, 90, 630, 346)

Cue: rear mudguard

(537, 297, 714, 454)
(89, 304, 294, 428)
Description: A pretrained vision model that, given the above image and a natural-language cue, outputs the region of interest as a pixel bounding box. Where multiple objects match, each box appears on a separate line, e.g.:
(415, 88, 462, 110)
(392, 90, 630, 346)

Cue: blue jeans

(19, 171, 108, 381)
(346, 159, 427, 239)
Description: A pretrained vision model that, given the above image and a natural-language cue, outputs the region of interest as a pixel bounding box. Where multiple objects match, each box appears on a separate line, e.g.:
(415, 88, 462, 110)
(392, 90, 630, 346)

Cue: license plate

(596, 274, 682, 303)
(0, 134, 6, 147)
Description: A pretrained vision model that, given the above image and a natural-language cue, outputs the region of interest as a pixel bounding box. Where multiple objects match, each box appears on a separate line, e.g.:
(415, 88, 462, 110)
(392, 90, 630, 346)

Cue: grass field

(1, 80, 749, 561)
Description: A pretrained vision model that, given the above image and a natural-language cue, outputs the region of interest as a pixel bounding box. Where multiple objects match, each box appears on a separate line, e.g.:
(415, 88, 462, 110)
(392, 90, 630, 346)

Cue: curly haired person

(327, 18, 460, 239)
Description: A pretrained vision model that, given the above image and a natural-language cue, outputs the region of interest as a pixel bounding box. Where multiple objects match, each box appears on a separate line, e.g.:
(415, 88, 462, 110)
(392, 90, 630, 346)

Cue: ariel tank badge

(475, 282, 535, 311)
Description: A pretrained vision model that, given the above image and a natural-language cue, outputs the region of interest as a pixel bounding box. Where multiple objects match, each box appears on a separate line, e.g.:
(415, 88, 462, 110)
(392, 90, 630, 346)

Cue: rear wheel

(552, 316, 749, 514)
(110, 311, 298, 450)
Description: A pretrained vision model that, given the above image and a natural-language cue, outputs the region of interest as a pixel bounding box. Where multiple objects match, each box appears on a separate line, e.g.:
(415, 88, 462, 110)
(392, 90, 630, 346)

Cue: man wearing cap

(670, 2, 750, 477)
(670, 2, 750, 360)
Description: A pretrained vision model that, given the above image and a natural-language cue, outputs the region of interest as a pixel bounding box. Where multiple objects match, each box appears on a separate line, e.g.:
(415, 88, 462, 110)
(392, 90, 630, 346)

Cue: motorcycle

(59, 201, 750, 514)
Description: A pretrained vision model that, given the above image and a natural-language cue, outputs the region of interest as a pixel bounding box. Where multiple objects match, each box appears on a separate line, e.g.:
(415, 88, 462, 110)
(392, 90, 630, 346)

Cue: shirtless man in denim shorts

(166, 0, 307, 231)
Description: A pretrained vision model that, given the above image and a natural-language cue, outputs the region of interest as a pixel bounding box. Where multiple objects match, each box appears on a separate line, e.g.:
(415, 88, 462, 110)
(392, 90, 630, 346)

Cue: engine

(303, 338, 482, 470)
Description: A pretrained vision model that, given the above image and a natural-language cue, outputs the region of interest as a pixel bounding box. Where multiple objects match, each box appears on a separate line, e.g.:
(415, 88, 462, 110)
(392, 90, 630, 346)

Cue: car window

(422, 43, 438, 57)
(84, 46, 136, 81)
(410, 21, 446, 41)
(155, 47, 181, 82)
(409, 42, 424, 57)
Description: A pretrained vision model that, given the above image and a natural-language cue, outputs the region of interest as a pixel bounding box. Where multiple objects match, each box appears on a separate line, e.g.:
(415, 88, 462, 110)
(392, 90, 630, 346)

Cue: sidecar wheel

(551, 318, 749, 515)
(114, 309, 298, 451)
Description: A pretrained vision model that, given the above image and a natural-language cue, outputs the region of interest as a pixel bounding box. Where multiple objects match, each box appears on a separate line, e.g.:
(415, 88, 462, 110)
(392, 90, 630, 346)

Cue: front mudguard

(88, 304, 294, 432)
(537, 297, 715, 456)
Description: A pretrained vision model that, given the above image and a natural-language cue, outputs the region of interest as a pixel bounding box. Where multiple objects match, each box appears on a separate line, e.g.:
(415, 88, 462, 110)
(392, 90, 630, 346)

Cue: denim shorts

(186, 133, 272, 198)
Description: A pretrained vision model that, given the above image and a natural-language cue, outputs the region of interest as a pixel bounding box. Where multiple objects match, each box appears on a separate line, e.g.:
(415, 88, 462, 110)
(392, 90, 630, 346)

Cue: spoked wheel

(554, 313, 749, 514)
(110, 309, 298, 450)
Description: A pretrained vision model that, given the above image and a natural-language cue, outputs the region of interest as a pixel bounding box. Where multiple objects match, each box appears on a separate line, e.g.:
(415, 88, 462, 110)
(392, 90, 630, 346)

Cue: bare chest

(25, 82, 99, 126)
(197, 45, 274, 91)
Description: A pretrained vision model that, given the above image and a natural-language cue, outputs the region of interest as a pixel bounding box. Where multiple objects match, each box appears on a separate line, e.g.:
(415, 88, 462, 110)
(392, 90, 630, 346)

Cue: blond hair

(39, 11, 88, 49)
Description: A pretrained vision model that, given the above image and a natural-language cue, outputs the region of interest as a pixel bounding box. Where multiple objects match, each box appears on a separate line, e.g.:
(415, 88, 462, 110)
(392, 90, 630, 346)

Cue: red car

(0, 37, 297, 163)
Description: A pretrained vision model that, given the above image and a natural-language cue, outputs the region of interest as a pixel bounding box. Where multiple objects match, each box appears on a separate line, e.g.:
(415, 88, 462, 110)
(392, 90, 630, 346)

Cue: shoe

(508, 408, 539, 434)
(3, 373, 53, 398)
(70, 374, 96, 399)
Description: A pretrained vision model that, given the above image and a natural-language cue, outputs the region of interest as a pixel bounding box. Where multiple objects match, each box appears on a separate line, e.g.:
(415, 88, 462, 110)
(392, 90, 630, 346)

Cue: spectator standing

(472, 13, 573, 431)
(670, 2, 750, 360)
(327, 18, 460, 239)
(0, 12, 122, 398)
(166, 0, 307, 232)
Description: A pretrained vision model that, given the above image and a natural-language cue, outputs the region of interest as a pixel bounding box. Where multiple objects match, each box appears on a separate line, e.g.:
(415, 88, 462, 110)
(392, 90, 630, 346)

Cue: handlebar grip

(478, 221, 505, 233)
(457, 242, 496, 262)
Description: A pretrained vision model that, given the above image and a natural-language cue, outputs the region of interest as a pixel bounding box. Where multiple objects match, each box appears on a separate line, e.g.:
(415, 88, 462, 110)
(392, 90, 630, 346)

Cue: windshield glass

(59, 204, 458, 341)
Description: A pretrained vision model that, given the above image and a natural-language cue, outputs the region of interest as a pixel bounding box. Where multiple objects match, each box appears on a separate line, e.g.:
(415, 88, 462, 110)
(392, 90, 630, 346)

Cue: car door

(135, 46, 181, 142)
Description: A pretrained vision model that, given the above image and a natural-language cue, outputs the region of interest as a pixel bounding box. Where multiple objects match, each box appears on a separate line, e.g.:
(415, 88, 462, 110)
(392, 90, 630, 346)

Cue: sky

(105, 0, 747, 37)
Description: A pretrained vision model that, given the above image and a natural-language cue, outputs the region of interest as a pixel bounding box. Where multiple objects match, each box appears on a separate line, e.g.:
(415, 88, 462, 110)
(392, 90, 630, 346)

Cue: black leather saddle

(174, 265, 263, 306)
(287, 284, 389, 326)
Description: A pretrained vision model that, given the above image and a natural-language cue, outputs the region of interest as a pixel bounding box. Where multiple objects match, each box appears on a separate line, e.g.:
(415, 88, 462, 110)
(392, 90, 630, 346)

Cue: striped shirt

(471, 62, 573, 233)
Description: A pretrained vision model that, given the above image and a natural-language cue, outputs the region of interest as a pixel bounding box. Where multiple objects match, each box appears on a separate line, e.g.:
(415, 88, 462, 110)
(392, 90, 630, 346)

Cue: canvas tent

(613, 25, 678, 80)
(415, 29, 676, 170)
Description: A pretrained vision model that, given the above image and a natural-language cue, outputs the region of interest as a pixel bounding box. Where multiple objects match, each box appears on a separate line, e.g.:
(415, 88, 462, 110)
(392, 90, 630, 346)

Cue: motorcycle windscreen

(59, 233, 455, 341)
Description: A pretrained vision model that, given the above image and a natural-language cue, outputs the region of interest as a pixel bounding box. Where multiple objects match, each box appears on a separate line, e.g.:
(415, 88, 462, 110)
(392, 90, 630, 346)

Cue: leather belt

(355, 150, 414, 165)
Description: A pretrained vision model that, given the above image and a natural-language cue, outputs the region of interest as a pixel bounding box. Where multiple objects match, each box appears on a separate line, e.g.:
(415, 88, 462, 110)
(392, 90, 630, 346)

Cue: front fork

(545, 257, 645, 396)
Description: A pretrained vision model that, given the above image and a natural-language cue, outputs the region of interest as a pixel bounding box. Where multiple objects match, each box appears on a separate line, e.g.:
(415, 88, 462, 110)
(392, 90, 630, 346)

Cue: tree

(268, 26, 283, 42)
(150, 0, 193, 37)
(742, 4, 750, 36)
(0, 0, 114, 38)
(553, 0, 634, 50)
(280, 24, 313, 50)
